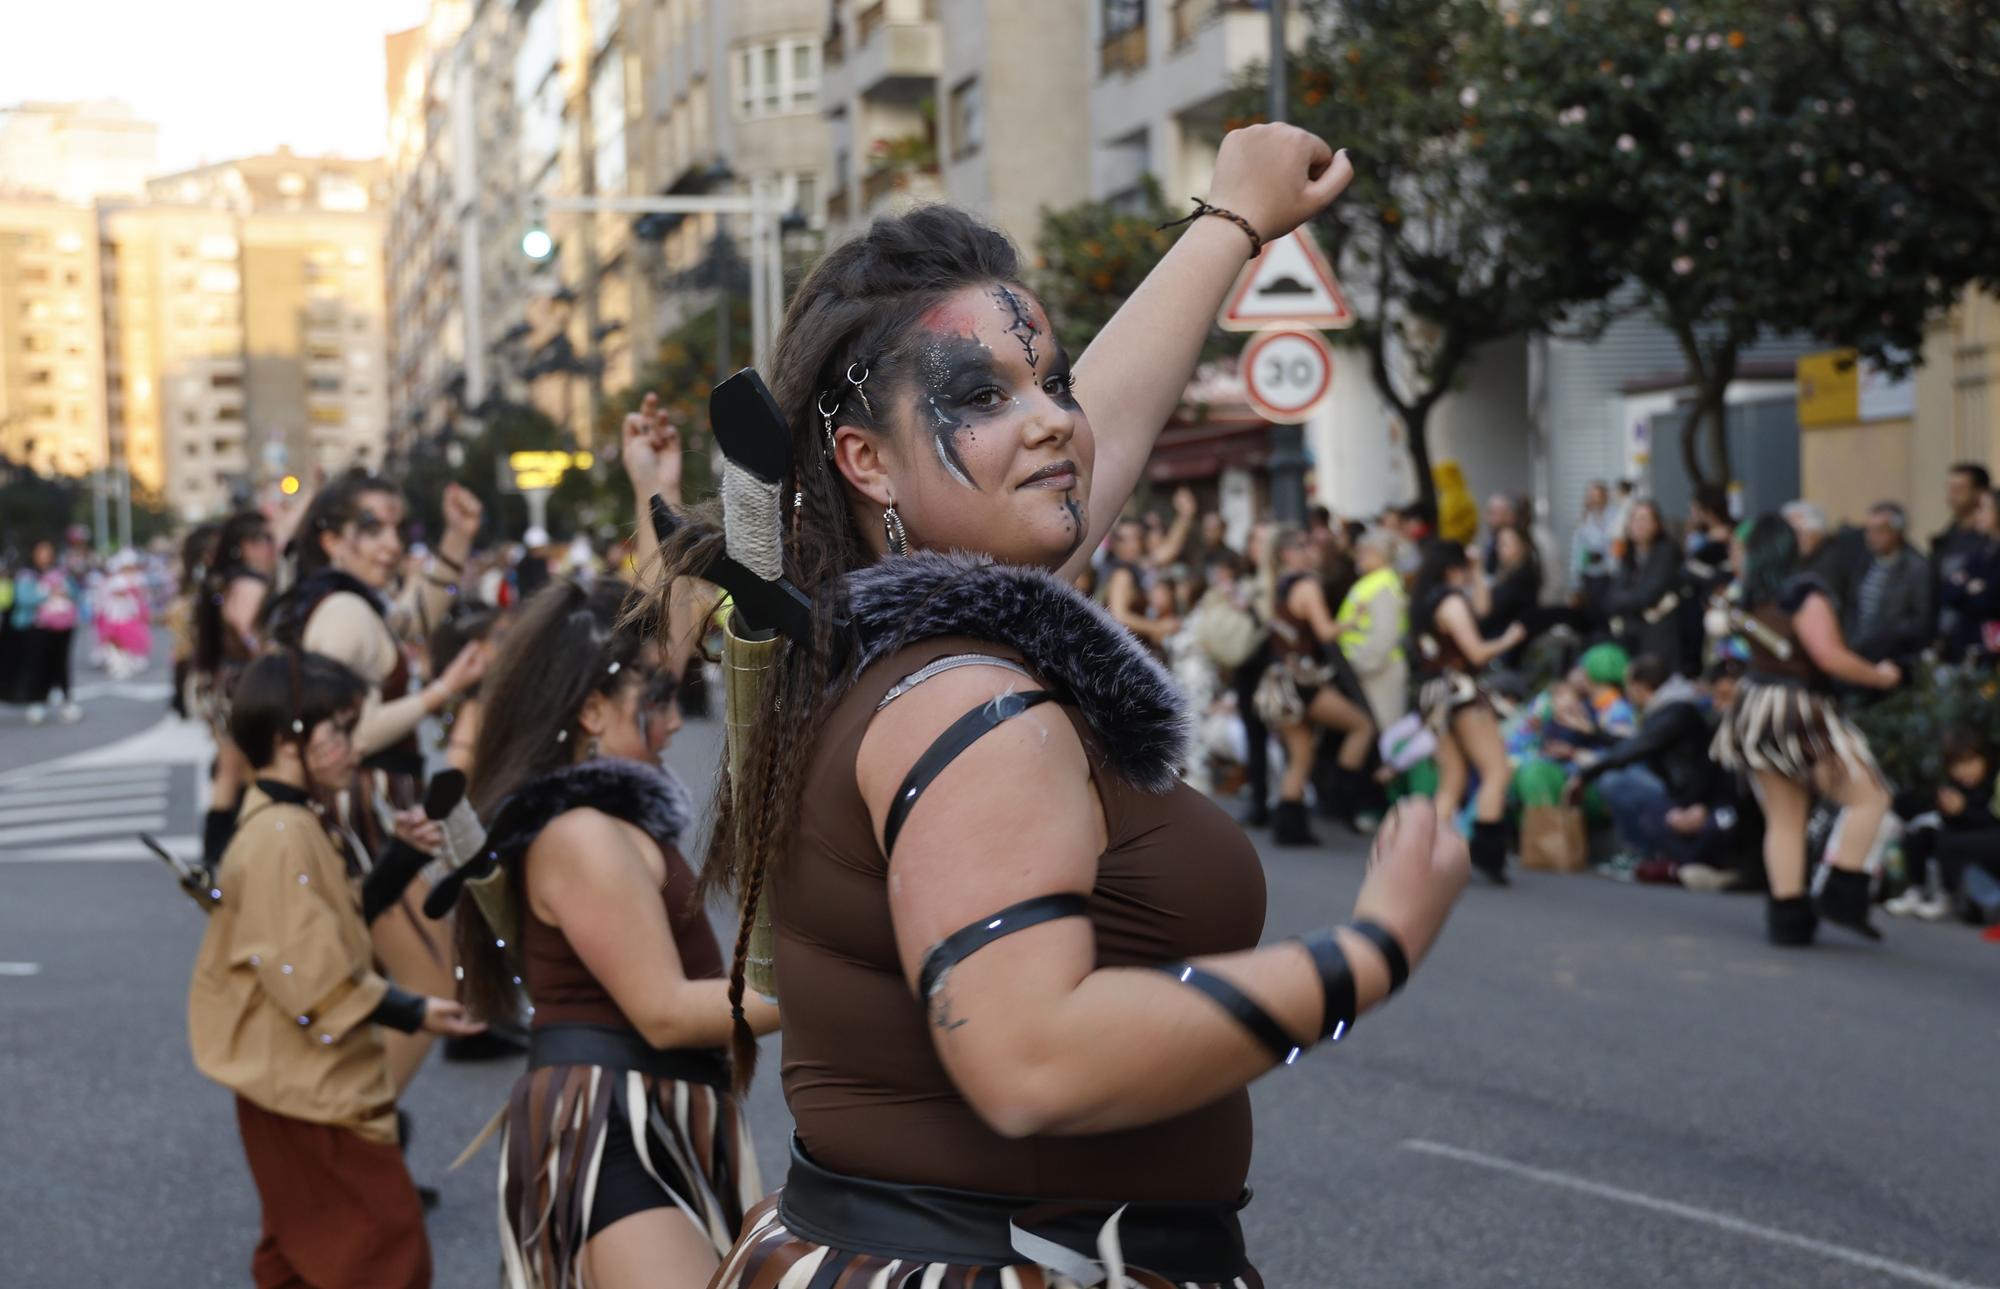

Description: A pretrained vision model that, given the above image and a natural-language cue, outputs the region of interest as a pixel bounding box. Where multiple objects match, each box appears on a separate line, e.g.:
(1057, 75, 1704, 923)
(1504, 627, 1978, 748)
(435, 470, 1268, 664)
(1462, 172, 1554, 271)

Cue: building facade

(0, 100, 160, 205)
(0, 200, 110, 477)
(98, 152, 390, 519)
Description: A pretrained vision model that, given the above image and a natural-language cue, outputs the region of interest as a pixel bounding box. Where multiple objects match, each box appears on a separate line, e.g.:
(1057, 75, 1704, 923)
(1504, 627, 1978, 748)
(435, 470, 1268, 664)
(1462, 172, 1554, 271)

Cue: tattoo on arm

(929, 987, 969, 1033)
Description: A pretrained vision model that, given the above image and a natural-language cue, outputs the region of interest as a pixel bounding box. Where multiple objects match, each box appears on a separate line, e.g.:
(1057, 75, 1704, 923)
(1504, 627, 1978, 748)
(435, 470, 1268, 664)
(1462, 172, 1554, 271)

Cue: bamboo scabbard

(723, 616, 785, 1002)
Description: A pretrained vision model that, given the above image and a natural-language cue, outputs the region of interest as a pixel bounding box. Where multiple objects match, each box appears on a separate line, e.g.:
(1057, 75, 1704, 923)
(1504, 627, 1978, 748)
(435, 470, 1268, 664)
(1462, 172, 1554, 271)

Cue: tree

(1478, 0, 2000, 490)
(1034, 177, 1236, 368)
(1249, 0, 1621, 521)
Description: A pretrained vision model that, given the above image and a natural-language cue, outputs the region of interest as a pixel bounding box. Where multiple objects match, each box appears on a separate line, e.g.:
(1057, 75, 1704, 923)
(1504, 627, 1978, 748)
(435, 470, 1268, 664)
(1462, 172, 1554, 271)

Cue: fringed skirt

(709, 1140, 1262, 1289)
(497, 1053, 761, 1289)
(1416, 669, 1489, 734)
(1712, 679, 1882, 787)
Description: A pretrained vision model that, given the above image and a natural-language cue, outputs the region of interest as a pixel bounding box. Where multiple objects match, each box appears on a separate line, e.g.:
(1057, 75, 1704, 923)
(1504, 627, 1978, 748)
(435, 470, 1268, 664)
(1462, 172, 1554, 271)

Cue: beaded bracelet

(1157, 198, 1263, 259)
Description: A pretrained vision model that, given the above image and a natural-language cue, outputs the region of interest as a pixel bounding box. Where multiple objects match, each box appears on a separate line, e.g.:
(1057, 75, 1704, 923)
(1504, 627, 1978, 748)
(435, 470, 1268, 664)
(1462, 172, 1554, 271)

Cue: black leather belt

(527, 1022, 729, 1089)
(776, 1137, 1252, 1282)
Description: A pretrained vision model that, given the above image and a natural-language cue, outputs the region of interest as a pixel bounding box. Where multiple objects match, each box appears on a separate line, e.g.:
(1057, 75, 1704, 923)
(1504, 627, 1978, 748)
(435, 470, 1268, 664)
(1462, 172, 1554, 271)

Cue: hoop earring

(882, 505, 909, 557)
(816, 393, 838, 460)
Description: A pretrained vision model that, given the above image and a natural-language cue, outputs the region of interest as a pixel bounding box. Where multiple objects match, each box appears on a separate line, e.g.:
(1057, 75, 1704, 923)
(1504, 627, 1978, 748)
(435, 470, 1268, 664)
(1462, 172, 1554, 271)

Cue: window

(950, 77, 983, 159)
(309, 374, 343, 394)
(793, 172, 818, 220)
(735, 38, 818, 119)
(210, 371, 242, 389)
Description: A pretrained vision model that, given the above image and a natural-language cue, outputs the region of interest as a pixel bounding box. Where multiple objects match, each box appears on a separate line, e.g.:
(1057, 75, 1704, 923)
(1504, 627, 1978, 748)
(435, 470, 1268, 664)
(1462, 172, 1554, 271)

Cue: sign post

(1216, 226, 1352, 525)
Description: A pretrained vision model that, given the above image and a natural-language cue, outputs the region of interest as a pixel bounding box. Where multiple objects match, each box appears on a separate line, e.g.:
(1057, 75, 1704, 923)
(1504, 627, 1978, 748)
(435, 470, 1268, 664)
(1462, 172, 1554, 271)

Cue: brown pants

(234, 1097, 431, 1289)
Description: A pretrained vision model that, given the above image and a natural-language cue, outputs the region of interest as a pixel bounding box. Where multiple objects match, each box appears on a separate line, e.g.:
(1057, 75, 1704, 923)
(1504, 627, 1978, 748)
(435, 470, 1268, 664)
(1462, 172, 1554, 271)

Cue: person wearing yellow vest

(1334, 530, 1410, 729)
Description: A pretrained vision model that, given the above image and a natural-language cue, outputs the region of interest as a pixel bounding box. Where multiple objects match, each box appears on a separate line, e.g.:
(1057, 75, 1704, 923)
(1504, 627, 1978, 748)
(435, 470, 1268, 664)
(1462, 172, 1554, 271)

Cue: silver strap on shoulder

(877, 653, 1036, 710)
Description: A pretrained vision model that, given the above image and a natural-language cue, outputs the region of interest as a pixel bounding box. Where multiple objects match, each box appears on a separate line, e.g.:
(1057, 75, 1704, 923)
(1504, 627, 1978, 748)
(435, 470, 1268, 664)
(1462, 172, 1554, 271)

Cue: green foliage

(1033, 177, 1235, 371)
(1476, 0, 2000, 485)
(1850, 662, 2000, 793)
(0, 460, 173, 552)
(1250, 0, 1621, 520)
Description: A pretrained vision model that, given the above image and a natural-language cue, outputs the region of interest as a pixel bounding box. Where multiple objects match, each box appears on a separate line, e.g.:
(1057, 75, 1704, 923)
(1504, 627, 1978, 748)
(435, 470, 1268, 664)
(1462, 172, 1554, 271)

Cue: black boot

(1272, 800, 1321, 847)
(1766, 895, 1819, 947)
(1470, 820, 1509, 886)
(1814, 868, 1883, 941)
(201, 808, 238, 873)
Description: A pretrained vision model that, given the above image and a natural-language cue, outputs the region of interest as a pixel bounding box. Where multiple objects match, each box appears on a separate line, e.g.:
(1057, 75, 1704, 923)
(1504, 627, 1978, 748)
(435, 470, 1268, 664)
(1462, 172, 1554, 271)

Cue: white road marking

(0, 962, 42, 976)
(1401, 1139, 1991, 1289)
(0, 834, 197, 863)
(0, 779, 173, 808)
(0, 797, 168, 826)
(0, 814, 167, 848)
(0, 765, 166, 791)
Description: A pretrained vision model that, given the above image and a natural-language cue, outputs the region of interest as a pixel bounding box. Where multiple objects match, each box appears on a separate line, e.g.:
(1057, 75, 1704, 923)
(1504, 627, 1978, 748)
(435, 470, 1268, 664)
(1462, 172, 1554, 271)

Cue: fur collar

(484, 758, 694, 864)
(840, 551, 1189, 793)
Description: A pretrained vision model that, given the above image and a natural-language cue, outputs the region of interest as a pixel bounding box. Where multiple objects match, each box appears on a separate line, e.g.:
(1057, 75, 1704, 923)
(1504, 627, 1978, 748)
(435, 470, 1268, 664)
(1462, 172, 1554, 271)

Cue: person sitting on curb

(1564, 653, 1716, 877)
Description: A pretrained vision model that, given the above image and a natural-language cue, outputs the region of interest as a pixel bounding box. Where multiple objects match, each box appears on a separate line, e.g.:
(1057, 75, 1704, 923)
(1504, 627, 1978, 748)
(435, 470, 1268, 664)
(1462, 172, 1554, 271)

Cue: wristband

(1156, 198, 1263, 259)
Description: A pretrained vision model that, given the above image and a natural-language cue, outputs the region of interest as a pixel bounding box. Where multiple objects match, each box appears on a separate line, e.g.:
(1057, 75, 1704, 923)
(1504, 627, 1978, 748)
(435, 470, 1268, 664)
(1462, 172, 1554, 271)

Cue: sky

(0, 0, 431, 175)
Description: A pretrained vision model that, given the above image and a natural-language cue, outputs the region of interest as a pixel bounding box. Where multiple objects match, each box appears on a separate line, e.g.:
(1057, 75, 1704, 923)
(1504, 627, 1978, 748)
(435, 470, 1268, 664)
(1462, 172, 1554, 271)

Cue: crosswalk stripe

(0, 776, 170, 804)
(0, 834, 198, 863)
(0, 765, 168, 790)
(0, 814, 168, 848)
(0, 797, 169, 826)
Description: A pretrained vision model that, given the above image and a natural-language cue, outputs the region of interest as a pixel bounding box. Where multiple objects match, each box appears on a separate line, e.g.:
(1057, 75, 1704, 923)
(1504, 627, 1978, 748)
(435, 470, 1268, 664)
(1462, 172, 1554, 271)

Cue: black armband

(918, 893, 1088, 1002)
(1153, 962, 1302, 1066)
(1348, 919, 1410, 994)
(1297, 929, 1357, 1043)
(369, 985, 427, 1034)
(360, 839, 430, 924)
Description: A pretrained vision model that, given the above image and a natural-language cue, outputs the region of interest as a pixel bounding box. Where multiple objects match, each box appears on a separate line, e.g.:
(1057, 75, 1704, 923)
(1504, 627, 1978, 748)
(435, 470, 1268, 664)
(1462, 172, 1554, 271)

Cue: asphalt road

(2, 643, 1995, 1287)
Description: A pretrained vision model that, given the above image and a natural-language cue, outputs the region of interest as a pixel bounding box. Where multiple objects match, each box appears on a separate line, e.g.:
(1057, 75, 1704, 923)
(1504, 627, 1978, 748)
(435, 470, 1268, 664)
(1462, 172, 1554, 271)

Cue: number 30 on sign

(1241, 328, 1335, 424)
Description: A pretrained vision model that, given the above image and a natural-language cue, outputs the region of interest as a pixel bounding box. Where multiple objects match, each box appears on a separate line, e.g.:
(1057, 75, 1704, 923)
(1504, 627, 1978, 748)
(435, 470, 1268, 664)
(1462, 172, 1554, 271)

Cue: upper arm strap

(882, 689, 1055, 858)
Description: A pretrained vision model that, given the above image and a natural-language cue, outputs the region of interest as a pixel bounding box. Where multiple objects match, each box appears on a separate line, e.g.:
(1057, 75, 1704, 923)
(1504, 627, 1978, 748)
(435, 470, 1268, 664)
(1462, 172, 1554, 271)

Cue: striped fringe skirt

(709, 1197, 1265, 1289)
(1711, 679, 1883, 786)
(498, 1062, 761, 1289)
(1416, 669, 1488, 734)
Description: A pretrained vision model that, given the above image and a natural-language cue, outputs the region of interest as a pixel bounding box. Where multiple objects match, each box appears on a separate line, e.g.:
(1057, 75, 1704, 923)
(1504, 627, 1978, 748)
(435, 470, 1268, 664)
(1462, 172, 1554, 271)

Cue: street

(2, 645, 1996, 1288)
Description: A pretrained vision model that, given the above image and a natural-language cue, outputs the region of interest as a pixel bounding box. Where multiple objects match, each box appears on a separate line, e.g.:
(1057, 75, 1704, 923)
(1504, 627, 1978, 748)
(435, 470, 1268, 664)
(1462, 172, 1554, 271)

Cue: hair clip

(555, 729, 569, 744)
(291, 719, 305, 734)
(606, 661, 621, 676)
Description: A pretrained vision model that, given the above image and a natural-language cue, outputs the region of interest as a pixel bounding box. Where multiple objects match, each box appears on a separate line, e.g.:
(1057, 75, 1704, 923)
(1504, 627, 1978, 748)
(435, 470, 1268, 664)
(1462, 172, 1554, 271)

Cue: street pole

(1263, 0, 1309, 526)
(91, 468, 108, 553)
(116, 464, 132, 551)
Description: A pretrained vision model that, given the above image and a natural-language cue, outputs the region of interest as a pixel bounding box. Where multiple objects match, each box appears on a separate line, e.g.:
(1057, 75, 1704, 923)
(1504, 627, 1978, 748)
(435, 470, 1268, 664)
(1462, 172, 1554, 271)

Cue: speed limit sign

(1241, 328, 1334, 424)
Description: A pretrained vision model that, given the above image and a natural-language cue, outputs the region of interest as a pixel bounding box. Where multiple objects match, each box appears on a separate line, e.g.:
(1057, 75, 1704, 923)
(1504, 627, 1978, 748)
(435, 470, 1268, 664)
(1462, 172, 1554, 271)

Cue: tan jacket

(301, 590, 431, 758)
(187, 785, 399, 1143)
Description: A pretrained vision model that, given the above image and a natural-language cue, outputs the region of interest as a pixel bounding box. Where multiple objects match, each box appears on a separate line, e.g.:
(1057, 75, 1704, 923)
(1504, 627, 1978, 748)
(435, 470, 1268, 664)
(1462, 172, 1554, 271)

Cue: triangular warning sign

(1218, 225, 1354, 332)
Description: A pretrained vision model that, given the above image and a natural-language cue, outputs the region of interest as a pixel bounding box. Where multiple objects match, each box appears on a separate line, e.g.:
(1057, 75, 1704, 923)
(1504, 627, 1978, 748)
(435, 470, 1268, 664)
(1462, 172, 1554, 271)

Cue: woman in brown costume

(663, 127, 1469, 1288)
(451, 419, 770, 1288)
(1712, 515, 1900, 944)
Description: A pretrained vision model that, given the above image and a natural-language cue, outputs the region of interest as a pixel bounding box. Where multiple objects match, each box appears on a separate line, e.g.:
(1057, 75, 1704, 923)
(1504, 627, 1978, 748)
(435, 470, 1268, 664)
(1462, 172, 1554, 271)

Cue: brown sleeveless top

(520, 826, 723, 1029)
(1743, 576, 1833, 690)
(776, 635, 1266, 1203)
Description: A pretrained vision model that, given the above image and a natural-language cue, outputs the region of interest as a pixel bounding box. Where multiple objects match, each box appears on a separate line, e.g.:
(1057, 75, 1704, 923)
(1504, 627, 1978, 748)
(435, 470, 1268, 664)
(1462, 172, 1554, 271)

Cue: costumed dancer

(8, 540, 83, 724)
(1411, 540, 1527, 884)
(663, 130, 1468, 1288)
(1711, 515, 1900, 944)
(192, 509, 279, 871)
(1258, 523, 1377, 843)
(440, 575, 769, 1288)
(188, 651, 484, 1289)
(262, 469, 488, 1090)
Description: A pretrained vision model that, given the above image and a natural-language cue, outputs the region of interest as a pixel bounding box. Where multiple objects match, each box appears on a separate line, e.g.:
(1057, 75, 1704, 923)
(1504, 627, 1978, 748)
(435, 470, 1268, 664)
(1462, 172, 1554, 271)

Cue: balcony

(846, 0, 940, 99)
(860, 163, 942, 217)
(1100, 22, 1148, 76)
(826, 185, 851, 224)
(1171, 0, 1263, 49)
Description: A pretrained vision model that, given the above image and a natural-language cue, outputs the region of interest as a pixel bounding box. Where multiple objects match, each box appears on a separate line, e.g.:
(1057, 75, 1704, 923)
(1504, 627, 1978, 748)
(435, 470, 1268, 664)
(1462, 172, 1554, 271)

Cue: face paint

(913, 332, 997, 492)
(992, 284, 1040, 371)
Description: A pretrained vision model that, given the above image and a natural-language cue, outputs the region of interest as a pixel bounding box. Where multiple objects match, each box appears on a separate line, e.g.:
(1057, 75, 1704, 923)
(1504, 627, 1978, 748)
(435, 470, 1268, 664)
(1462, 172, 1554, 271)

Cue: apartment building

(0, 100, 159, 205)
(97, 153, 390, 519)
(0, 200, 109, 477)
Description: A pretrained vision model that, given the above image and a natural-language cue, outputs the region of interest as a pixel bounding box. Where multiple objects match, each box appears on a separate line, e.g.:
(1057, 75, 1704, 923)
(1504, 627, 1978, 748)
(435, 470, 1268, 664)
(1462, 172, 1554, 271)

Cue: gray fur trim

(484, 758, 695, 864)
(841, 551, 1190, 792)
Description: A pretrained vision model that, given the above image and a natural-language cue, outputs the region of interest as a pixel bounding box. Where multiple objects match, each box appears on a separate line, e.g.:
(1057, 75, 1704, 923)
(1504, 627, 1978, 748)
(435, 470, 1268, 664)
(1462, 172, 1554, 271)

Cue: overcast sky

(1, 0, 431, 175)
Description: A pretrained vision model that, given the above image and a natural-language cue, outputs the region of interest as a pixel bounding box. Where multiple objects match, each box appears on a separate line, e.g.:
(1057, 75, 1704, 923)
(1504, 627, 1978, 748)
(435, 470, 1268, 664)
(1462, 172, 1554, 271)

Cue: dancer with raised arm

(654, 126, 1470, 1288)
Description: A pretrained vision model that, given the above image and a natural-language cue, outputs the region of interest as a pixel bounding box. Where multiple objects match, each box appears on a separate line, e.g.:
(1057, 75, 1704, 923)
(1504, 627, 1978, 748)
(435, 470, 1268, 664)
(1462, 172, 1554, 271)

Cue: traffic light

(522, 224, 554, 261)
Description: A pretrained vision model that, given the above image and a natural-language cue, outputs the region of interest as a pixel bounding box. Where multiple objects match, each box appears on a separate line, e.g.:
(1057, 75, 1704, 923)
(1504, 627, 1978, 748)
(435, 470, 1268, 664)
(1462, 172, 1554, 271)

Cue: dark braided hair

(652, 206, 1027, 1090)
